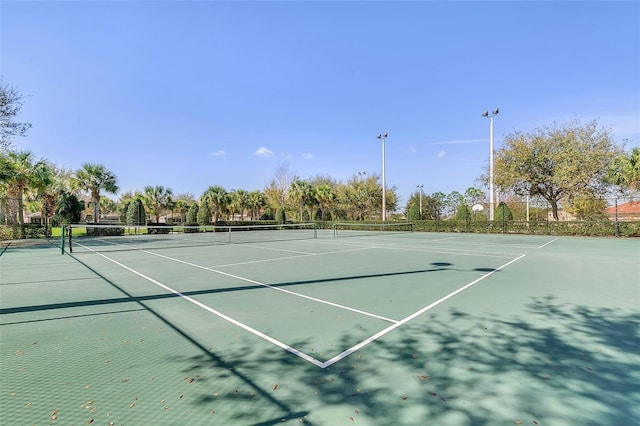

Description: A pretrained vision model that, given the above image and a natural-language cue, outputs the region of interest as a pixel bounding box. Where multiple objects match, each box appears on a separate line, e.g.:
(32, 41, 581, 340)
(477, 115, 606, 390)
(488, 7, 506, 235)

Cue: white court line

(138, 249, 397, 323)
(75, 239, 525, 369)
(321, 238, 519, 258)
(79, 246, 326, 368)
(210, 246, 375, 268)
(319, 254, 527, 368)
(537, 238, 558, 249)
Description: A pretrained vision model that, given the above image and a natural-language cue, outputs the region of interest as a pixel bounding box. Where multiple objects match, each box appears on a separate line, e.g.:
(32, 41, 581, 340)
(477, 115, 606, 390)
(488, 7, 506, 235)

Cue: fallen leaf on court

(87, 419, 94, 424)
(129, 403, 135, 408)
(585, 366, 593, 371)
(533, 421, 538, 425)
(273, 384, 278, 390)
(430, 392, 437, 396)
(210, 410, 215, 415)
(50, 409, 59, 420)
(412, 354, 417, 359)
(25, 402, 32, 408)
(401, 396, 407, 400)
(85, 400, 94, 405)
(514, 422, 521, 425)
(417, 375, 429, 380)
(355, 410, 359, 415)
(350, 417, 354, 422)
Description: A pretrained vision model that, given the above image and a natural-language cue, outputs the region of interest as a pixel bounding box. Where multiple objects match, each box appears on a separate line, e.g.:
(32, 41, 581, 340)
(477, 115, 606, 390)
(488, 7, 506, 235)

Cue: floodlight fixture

(376, 132, 388, 221)
(482, 107, 500, 221)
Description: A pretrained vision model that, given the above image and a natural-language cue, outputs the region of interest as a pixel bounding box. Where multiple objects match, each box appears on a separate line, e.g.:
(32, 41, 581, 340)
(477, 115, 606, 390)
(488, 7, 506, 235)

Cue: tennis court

(1, 228, 638, 425)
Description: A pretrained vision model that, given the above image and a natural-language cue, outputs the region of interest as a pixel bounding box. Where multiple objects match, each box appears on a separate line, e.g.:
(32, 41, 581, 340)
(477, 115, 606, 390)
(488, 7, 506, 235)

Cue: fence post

(615, 198, 620, 237)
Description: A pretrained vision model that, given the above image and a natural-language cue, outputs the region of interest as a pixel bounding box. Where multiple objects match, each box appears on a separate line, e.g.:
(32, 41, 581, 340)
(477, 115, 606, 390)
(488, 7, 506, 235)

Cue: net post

(60, 225, 65, 254)
(313, 222, 317, 239)
(332, 223, 337, 238)
(68, 225, 73, 253)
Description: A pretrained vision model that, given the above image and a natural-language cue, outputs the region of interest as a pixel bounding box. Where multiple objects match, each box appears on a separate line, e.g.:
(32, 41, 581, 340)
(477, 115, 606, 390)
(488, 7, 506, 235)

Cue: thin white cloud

(407, 146, 417, 155)
(301, 153, 314, 160)
(437, 150, 446, 159)
(427, 138, 485, 146)
(254, 147, 274, 158)
(208, 150, 226, 157)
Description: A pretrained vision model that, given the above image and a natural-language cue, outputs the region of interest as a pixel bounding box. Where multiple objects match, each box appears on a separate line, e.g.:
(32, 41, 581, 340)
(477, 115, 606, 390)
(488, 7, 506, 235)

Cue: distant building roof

(606, 201, 640, 214)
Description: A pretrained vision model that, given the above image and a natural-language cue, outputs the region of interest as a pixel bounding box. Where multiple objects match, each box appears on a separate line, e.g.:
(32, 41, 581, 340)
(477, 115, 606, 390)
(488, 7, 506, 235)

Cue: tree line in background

(1, 77, 639, 239)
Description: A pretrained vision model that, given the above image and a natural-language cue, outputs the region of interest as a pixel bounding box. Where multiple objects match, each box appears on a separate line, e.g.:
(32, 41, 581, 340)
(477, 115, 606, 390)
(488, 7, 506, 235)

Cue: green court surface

(1, 231, 638, 425)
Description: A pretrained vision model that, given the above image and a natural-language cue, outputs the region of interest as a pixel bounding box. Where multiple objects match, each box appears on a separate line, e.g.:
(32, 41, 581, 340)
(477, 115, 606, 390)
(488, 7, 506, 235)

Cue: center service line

(82, 246, 326, 368)
(319, 254, 527, 368)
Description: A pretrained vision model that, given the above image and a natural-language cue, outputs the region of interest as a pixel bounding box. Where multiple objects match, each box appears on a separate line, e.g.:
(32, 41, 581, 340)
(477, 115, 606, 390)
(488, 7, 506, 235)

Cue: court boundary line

(136, 247, 398, 323)
(84, 248, 327, 368)
(319, 253, 527, 368)
(537, 238, 558, 249)
(72, 240, 525, 369)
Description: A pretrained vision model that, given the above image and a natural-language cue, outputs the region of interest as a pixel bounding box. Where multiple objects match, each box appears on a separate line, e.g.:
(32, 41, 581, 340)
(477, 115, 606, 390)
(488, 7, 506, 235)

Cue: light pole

(377, 133, 388, 221)
(416, 184, 423, 218)
(482, 108, 499, 221)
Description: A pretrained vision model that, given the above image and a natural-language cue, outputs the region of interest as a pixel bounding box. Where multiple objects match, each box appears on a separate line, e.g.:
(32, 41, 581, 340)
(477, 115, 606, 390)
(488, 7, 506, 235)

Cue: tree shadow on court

(170, 296, 639, 425)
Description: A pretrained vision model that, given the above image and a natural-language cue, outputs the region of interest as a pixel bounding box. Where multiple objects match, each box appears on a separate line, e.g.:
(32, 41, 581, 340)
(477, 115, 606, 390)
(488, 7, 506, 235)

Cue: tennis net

(332, 222, 413, 238)
(62, 223, 317, 253)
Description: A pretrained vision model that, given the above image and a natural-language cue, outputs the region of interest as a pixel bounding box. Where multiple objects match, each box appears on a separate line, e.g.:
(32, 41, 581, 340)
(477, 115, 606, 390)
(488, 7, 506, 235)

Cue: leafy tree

(275, 207, 286, 224)
(201, 185, 227, 223)
(493, 119, 620, 220)
(53, 192, 83, 225)
(445, 191, 464, 218)
(1, 78, 32, 150)
(186, 203, 199, 224)
(607, 147, 640, 193)
(455, 204, 471, 221)
(407, 203, 420, 221)
(494, 202, 513, 221)
(171, 193, 195, 224)
(73, 163, 119, 223)
(119, 201, 129, 223)
(565, 195, 608, 220)
(143, 185, 173, 223)
(339, 173, 382, 220)
(197, 202, 211, 225)
(126, 198, 146, 225)
(264, 162, 296, 210)
(464, 187, 485, 207)
(0, 150, 50, 227)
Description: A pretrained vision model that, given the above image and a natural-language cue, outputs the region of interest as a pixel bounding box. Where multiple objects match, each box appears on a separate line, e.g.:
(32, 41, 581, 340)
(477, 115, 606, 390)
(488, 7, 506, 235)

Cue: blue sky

(2, 1, 639, 207)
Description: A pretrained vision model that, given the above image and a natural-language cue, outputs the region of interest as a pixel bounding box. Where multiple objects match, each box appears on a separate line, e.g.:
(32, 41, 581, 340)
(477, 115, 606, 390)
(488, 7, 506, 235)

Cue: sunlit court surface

(1, 230, 638, 425)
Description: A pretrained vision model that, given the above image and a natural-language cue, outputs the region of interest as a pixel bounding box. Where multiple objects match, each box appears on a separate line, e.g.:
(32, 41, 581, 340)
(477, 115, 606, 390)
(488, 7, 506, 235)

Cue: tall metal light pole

(377, 133, 388, 221)
(416, 184, 423, 218)
(482, 108, 499, 221)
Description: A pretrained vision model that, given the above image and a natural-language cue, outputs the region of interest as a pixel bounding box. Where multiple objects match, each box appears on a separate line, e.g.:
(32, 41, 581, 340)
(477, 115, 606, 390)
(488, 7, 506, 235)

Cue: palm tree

(289, 179, 311, 221)
(0, 150, 50, 227)
(314, 184, 335, 221)
(229, 189, 249, 220)
(72, 163, 119, 223)
(143, 185, 173, 223)
(248, 190, 267, 220)
(201, 185, 228, 223)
